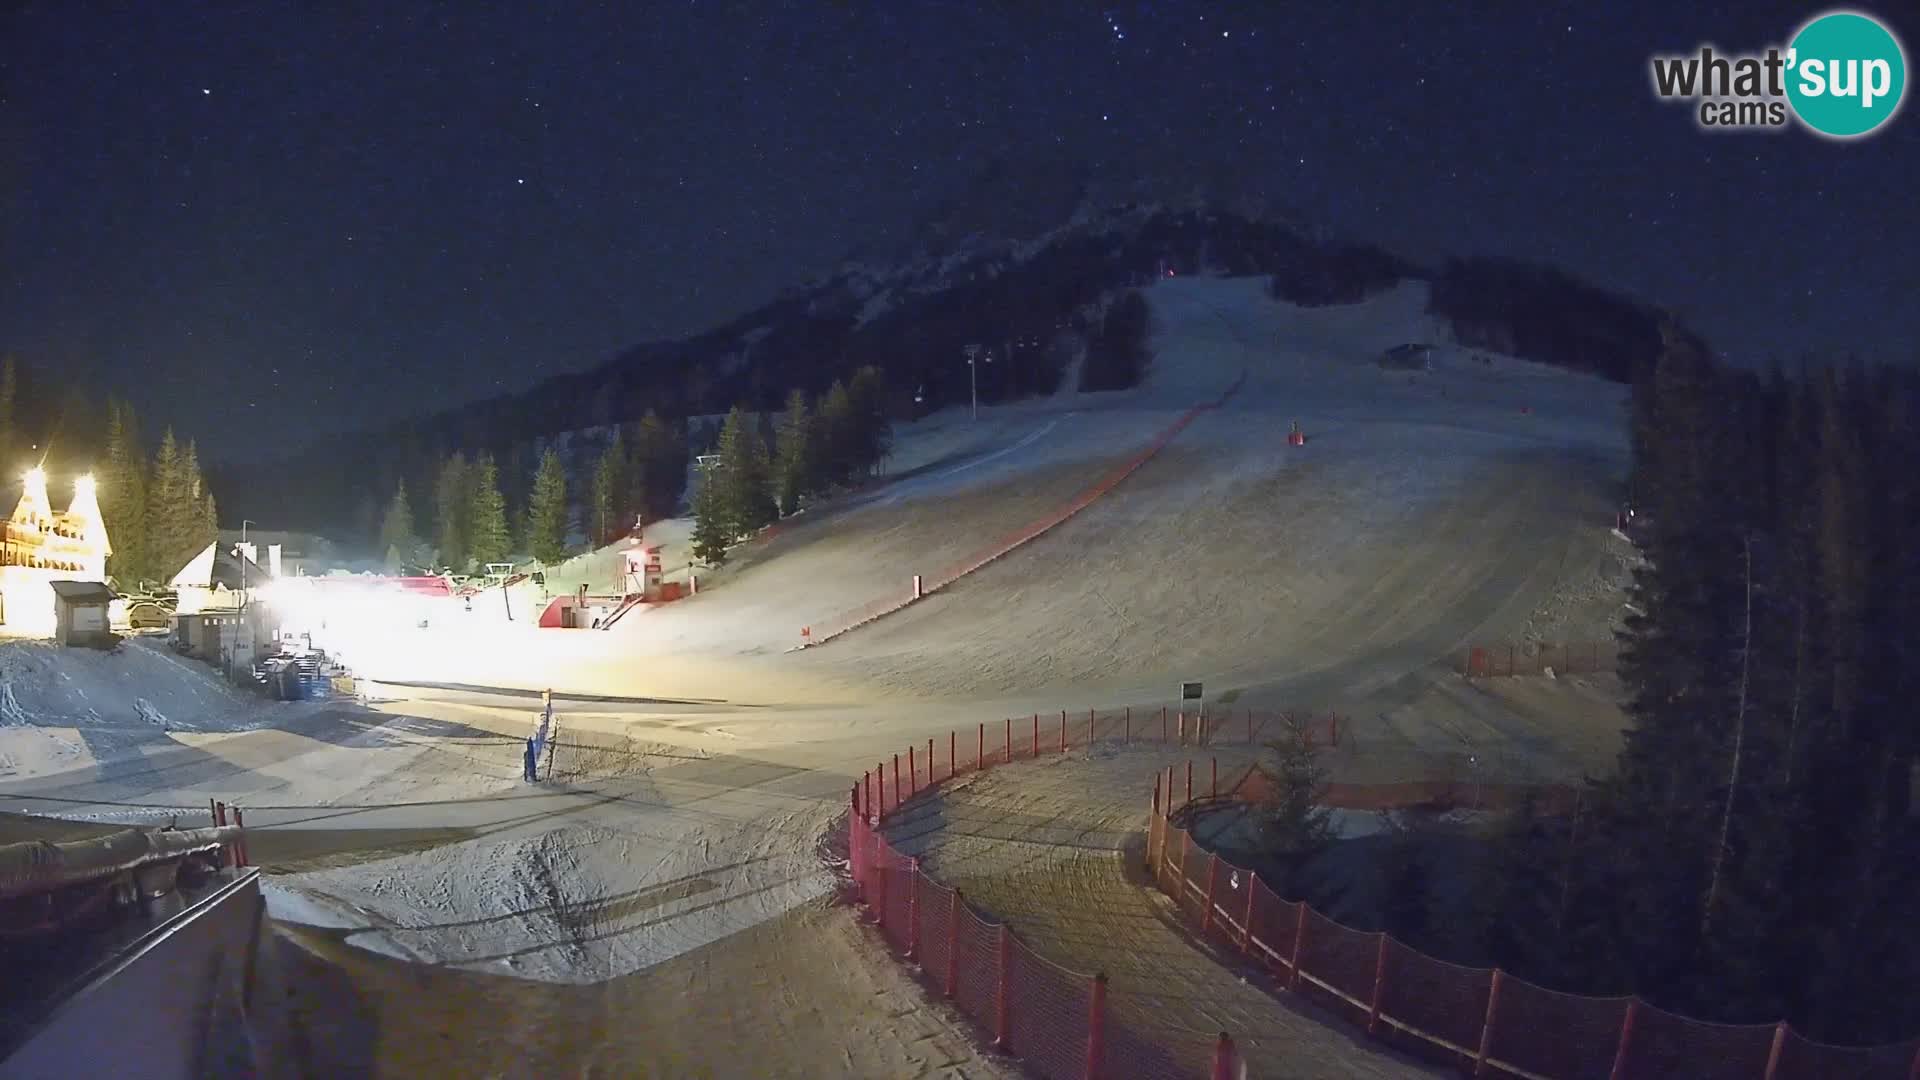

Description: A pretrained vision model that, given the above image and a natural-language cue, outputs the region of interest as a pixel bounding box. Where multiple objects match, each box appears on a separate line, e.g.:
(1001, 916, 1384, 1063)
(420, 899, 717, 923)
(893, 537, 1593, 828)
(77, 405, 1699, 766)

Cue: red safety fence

(1146, 769, 1920, 1080)
(846, 706, 1268, 1078)
(1462, 640, 1620, 678)
(810, 371, 1247, 645)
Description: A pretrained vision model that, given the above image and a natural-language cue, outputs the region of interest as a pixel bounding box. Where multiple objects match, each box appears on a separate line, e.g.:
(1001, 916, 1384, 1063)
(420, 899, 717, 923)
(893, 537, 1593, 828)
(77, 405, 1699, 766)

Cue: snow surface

(2, 275, 1639, 1073)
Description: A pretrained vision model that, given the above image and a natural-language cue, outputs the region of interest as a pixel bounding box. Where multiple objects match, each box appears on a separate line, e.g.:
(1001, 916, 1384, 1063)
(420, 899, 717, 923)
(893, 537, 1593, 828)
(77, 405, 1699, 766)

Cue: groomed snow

(2, 275, 1638, 1074)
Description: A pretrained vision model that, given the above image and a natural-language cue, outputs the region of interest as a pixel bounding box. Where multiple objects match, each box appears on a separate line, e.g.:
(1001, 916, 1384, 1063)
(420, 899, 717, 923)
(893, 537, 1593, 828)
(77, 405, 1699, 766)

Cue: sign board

(1180, 681, 1203, 702)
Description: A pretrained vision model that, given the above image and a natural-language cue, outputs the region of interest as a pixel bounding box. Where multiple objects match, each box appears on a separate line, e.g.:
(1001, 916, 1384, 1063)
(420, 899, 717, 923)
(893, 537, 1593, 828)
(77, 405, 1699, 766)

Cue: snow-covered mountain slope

(340, 275, 1631, 732)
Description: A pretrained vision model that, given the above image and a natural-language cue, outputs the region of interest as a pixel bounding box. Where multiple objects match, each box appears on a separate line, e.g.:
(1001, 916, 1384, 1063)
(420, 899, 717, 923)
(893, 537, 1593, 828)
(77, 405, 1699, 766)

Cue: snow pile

(0, 638, 266, 733)
(272, 801, 839, 983)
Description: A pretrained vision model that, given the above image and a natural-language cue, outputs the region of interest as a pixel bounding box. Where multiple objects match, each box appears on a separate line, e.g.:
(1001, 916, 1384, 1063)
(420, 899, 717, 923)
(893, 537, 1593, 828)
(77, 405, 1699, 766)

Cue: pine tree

(435, 452, 470, 571)
(846, 366, 893, 476)
(688, 463, 730, 566)
(631, 410, 688, 521)
(100, 399, 149, 584)
(1257, 716, 1334, 872)
(591, 430, 629, 544)
(774, 388, 814, 515)
(715, 406, 775, 537)
(379, 480, 417, 571)
(182, 440, 218, 558)
(816, 381, 855, 487)
(147, 429, 195, 581)
(467, 452, 510, 567)
(526, 447, 570, 564)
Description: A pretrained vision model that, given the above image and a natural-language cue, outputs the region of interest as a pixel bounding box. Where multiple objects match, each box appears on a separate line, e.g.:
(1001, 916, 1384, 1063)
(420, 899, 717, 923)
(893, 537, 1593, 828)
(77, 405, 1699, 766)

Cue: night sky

(3, 3, 1916, 458)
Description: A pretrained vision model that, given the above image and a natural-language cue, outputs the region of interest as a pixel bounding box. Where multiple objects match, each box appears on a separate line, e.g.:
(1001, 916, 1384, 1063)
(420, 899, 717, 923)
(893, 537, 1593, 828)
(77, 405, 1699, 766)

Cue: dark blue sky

(2, 2, 1915, 457)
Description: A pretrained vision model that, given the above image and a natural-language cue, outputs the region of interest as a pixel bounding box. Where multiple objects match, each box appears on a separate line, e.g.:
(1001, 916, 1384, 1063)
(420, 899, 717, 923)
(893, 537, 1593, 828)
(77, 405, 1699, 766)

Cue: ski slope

(0, 275, 1637, 1075)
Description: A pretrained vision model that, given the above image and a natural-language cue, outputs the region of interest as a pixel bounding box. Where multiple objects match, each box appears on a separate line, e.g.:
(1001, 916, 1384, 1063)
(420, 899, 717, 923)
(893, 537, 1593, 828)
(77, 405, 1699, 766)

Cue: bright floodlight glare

(23, 467, 45, 487)
(75, 473, 96, 494)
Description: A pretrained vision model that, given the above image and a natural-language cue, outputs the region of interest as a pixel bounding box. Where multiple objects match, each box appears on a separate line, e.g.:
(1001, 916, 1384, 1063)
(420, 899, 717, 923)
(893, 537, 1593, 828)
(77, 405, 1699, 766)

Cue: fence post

(1177, 828, 1190, 898)
(1061, 709, 1068, 753)
(1005, 717, 1012, 763)
(1247, 710, 1254, 745)
(1186, 760, 1193, 804)
(893, 754, 901, 810)
(1125, 706, 1131, 743)
(1210, 1032, 1235, 1080)
(1032, 714, 1039, 758)
(906, 858, 921, 961)
(950, 731, 956, 780)
(1243, 873, 1258, 953)
(928, 738, 935, 786)
(209, 797, 218, 827)
(1086, 972, 1108, 1080)
(994, 926, 1013, 1051)
(850, 785, 863, 900)
(1368, 934, 1389, 1035)
(1149, 775, 1161, 871)
(1161, 706, 1168, 742)
(1202, 854, 1219, 934)
(1088, 707, 1095, 749)
(875, 848, 889, 930)
(233, 807, 247, 868)
(1608, 999, 1641, 1080)
(875, 763, 884, 815)
(1475, 969, 1505, 1078)
(1178, 710, 1186, 744)
(1763, 1021, 1789, 1080)
(909, 745, 917, 797)
(978, 722, 985, 771)
(1289, 903, 1308, 989)
(945, 888, 962, 998)
(1211, 757, 1218, 799)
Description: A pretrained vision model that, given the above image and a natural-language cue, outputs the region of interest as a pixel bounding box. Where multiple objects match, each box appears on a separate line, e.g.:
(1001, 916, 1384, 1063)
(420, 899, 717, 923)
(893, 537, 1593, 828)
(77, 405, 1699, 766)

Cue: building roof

(47, 580, 116, 603)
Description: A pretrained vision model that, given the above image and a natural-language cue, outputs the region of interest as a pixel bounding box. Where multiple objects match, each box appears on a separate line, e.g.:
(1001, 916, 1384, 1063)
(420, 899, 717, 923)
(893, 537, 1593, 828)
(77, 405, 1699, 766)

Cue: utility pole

(964, 344, 983, 420)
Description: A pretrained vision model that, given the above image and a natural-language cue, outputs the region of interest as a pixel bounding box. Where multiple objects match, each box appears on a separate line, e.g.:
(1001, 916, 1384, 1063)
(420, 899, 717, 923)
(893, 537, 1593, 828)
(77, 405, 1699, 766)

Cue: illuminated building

(0, 470, 112, 636)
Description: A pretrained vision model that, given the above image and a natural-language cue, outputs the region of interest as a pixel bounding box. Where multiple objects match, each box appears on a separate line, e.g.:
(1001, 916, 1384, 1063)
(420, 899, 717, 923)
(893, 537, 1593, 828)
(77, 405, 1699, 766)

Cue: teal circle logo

(1786, 11, 1907, 138)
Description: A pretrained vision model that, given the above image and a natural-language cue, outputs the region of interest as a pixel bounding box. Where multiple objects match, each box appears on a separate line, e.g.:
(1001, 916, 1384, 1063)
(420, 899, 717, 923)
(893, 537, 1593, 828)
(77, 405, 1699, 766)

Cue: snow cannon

(1287, 421, 1306, 447)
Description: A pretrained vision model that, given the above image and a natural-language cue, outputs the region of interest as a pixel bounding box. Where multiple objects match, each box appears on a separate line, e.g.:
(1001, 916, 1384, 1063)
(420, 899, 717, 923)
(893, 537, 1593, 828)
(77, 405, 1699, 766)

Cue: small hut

(50, 580, 116, 648)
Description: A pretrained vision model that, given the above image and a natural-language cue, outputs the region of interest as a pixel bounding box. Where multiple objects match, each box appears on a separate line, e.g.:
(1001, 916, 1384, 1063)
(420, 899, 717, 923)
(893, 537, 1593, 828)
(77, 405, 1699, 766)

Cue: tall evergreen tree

(467, 452, 510, 566)
(182, 439, 219, 557)
(591, 430, 630, 544)
(816, 381, 855, 486)
(147, 429, 195, 581)
(525, 447, 570, 564)
(846, 366, 893, 474)
(379, 480, 417, 570)
(688, 463, 730, 566)
(99, 399, 149, 584)
(774, 388, 814, 516)
(434, 452, 470, 571)
(715, 406, 775, 537)
(631, 410, 688, 521)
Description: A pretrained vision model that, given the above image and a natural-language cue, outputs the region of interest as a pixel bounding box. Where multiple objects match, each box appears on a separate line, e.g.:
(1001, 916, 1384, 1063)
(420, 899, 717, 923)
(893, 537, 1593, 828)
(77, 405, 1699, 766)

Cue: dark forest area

(1475, 330, 1920, 1044)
